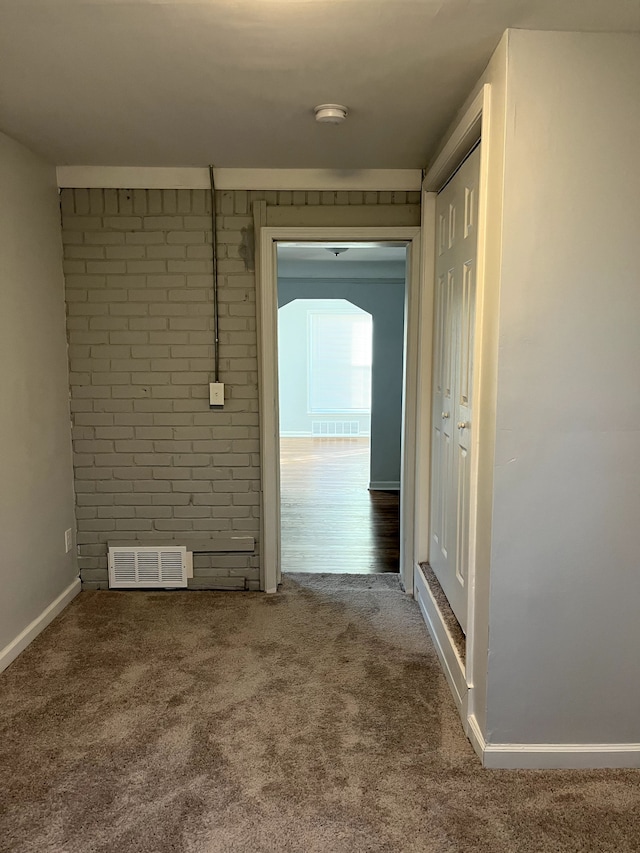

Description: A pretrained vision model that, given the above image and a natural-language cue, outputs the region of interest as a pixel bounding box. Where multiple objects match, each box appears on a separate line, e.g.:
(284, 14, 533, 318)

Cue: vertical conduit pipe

(209, 165, 220, 382)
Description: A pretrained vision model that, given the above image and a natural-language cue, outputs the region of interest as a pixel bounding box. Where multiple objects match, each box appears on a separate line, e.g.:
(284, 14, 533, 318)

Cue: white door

(429, 145, 480, 633)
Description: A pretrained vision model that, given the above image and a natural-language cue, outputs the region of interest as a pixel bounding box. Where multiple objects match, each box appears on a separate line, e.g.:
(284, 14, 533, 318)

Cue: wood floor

(280, 437, 400, 574)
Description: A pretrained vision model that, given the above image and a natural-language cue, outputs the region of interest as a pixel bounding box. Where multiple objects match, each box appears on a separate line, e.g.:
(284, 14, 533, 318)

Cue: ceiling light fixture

(314, 104, 348, 124)
(326, 247, 349, 256)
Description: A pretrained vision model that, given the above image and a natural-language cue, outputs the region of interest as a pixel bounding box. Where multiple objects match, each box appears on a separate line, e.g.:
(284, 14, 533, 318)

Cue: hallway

(280, 438, 399, 574)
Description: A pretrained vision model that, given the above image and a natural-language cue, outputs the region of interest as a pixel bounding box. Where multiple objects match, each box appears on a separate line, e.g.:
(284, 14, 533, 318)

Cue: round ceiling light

(314, 104, 348, 124)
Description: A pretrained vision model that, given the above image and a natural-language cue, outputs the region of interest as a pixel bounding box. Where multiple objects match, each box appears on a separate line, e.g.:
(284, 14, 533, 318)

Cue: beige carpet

(1, 574, 638, 853)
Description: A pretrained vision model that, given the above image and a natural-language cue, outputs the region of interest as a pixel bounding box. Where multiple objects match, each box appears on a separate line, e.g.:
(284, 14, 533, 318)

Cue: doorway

(256, 227, 421, 593)
(276, 243, 406, 574)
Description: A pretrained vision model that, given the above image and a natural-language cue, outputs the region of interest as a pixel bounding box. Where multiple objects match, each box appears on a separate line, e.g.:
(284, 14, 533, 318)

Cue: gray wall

(278, 279, 405, 488)
(0, 132, 76, 653)
(486, 31, 640, 745)
(61, 190, 420, 588)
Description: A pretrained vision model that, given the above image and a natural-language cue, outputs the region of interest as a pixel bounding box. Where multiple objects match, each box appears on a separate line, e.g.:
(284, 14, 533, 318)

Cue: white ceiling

(0, 0, 639, 169)
(277, 245, 407, 263)
(277, 243, 406, 278)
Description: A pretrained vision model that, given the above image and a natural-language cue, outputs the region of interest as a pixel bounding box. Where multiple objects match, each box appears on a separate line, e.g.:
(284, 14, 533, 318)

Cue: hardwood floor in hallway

(280, 437, 399, 574)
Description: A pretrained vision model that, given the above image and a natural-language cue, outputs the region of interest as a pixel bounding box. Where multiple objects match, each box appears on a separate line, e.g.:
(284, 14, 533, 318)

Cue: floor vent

(311, 420, 360, 437)
(108, 546, 188, 589)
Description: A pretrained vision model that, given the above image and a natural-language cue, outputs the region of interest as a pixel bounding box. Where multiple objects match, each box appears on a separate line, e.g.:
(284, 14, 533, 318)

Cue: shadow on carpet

(0, 575, 638, 852)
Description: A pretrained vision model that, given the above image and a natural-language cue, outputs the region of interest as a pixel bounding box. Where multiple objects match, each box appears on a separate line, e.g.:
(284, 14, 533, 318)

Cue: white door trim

(416, 84, 491, 725)
(423, 86, 487, 194)
(257, 226, 421, 594)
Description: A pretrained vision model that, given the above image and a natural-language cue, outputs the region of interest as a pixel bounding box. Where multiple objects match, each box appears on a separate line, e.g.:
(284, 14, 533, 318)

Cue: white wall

(277, 297, 373, 437)
(278, 277, 406, 487)
(0, 131, 77, 658)
(486, 31, 640, 745)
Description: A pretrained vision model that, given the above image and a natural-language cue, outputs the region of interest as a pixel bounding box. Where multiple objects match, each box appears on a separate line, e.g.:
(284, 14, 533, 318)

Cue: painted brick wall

(60, 189, 420, 589)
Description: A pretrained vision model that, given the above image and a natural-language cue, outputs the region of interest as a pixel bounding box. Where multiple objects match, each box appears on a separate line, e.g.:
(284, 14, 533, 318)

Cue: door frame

(414, 84, 491, 725)
(257, 226, 421, 594)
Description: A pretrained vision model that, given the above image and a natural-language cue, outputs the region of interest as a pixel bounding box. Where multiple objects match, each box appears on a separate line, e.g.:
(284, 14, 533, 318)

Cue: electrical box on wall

(209, 382, 224, 408)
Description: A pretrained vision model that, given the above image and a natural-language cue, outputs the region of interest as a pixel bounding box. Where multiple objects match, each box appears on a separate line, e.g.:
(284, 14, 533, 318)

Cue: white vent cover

(312, 420, 360, 437)
(108, 546, 188, 589)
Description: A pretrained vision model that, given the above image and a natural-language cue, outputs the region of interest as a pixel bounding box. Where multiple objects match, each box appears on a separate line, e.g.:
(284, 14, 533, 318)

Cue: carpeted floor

(1, 574, 639, 853)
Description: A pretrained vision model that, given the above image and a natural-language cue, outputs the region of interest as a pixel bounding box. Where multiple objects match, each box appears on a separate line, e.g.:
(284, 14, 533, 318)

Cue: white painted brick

(134, 453, 171, 466)
(85, 232, 126, 245)
(117, 190, 134, 215)
(111, 359, 150, 371)
(65, 272, 104, 289)
(172, 481, 212, 492)
(88, 320, 126, 334)
(116, 519, 153, 530)
(127, 289, 168, 302)
(66, 246, 104, 260)
(129, 318, 168, 330)
(63, 186, 416, 587)
(167, 231, 205, 245)
(107, 275, 146, 289)
(168, 260, 212, 274)
(68, 303, 109, 317)
(109, 303, 150, 316)
(114, 413, 154, 425)
(126, 260, 168, 274)
(152, 386, 190, 399)
(143, 216, 184, 230)
(65, 287, 88, 301)
(101, 190, 117, 215)
(88, 289, 127, 302)
(147, 245, 187, 259)
(125, 231, 165, 245)
(147, 190, 162, 214)
(162, 190, 177, 213)
(103, 215, 141, 230)
(114, 494, 149, 505)
(106, 246, 146, 260)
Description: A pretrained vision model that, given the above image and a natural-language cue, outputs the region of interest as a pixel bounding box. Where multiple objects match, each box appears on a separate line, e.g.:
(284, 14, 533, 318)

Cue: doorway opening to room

(256, 225, 421, 595)
(276, 242, 407, 576)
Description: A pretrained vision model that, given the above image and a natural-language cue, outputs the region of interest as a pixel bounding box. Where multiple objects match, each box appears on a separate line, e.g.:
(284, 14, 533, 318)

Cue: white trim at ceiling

(56, 167, 422, 191)
(423, 86, 485, 193)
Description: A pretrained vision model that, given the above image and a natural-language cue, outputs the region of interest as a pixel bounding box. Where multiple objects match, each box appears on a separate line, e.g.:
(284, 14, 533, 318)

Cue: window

(308, 309, 372, 413)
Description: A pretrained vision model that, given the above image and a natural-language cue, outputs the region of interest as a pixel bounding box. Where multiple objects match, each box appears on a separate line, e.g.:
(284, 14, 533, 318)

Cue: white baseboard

(414, 563, 468, 724)
(483, 742, 640, 769)
(467, 714, 486, 763)
(466, 709, 640, 770)
(0, 578, 81, 674)
(369, 481, 400, 491)
(414, 571, 640, 770)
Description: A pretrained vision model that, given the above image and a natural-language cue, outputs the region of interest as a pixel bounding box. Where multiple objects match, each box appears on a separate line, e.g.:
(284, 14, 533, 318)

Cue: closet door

(429, 145, 480, 633)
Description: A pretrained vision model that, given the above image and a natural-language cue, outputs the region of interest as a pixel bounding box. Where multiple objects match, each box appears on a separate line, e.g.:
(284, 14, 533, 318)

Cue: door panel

(429, 144, 480, 633)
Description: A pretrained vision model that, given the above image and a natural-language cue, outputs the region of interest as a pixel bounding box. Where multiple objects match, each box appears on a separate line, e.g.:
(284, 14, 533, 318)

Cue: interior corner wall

(61, 189, 420, 589)
(0, 132, 77, 655)
(486, 30, 640, 746)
